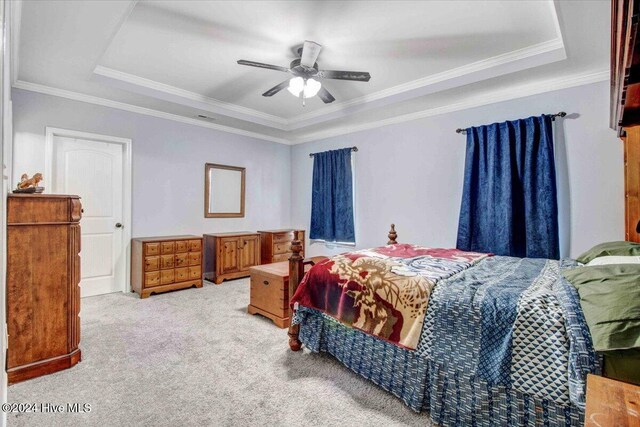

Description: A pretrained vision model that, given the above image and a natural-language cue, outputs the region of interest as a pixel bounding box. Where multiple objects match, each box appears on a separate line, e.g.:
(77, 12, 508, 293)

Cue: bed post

(388, 223, 398, 244)
(288, 231, 304, 351)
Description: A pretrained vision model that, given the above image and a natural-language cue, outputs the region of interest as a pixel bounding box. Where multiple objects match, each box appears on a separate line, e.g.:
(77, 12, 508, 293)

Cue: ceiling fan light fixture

(305, 78, 321, 97)
(287, 77, 321, 98)
(287, 76, 304, 96)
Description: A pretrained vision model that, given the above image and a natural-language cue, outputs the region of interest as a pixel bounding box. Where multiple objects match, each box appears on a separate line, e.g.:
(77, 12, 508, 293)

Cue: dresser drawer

(145, 271, 160, 287)
(189, 252, 201, 266)
(272, 232, 295, 243)
(160, 255, 174, 269)
(189, 239, 202, 252)
(175, 253, 188, 268)
(273, 242, 292, 255)
(160, 269, 174, 285)
(272, 253, 293, 263)
(145, 256, 160, 271)
(175, 267, 189, 282)
(175, 241, 189, 253)
(161, 241, 175, 254)
(145, 243, 160, 256)
(188, 266, 201, 280)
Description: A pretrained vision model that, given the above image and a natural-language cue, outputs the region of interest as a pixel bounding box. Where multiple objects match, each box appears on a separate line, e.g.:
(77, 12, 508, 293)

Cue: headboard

(611, 0, 640, 242)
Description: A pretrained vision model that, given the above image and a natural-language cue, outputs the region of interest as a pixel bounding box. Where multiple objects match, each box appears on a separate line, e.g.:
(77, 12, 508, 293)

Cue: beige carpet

(7, 278, 433, 427)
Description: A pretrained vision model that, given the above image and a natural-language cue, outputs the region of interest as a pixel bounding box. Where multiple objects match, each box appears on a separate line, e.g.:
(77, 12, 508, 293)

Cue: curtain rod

(309, 146, 359, 158)
(455, 112, 567, 135)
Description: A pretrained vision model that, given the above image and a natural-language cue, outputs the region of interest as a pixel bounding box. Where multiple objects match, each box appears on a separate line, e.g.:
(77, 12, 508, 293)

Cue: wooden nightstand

(248, 256, 327, 328)
(585, 374, 640, 426)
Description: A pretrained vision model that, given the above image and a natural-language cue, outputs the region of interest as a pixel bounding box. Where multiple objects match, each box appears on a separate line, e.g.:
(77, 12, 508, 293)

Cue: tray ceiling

(13, 0, 610, 144)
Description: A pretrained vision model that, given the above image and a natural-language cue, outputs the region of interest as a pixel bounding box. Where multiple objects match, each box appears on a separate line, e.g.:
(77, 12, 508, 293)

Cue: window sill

(310, 239, 356, 249)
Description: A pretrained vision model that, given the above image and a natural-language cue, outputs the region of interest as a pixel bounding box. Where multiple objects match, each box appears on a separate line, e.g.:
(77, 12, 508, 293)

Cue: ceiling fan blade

(317, 70, 371, 82)
(262, 80, 290, 97)
(300, 40, 322, 67)
(317, 87, 335, 104)
(237, 60, 289, 73)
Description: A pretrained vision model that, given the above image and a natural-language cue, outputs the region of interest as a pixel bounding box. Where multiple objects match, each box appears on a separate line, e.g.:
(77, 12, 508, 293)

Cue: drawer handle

(263, 280, 269, 286)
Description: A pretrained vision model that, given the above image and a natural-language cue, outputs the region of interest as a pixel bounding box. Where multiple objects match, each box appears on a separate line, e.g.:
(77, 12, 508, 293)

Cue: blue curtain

(310, 148, 355, 243)
(456, 115, 559, 259)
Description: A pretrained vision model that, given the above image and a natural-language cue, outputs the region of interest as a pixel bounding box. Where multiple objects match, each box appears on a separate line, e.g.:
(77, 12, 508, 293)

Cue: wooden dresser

(258, 229, 305, 264)
(203, 232, 260, 284)
(7, 194, 82, 384)
(611, 0, 640, 242)
(131, 235, 203, 298)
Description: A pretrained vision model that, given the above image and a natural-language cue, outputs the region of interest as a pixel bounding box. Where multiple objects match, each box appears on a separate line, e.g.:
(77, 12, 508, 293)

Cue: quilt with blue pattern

(294, 255, 597, 426)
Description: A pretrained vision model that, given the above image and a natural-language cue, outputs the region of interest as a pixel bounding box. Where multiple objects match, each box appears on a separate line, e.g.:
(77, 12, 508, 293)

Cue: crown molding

(287, 37, 566, 131)
(292, 69, 609, 144)
(11, 68, 608, 149)
(93, 37, 566, 133)
(93, 65, 289, 130)
(12, 80, 292, 145)
(87, 0, 565, 132)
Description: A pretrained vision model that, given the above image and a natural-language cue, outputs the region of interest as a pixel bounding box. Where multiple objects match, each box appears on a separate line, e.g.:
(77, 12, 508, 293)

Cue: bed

(286, 226, 597, 427)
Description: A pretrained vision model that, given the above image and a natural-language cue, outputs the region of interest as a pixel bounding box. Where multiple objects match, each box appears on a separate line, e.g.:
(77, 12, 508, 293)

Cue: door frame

(44, 127, 133, 293)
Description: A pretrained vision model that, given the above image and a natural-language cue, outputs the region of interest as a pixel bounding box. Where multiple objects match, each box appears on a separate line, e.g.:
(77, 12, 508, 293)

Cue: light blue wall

(11, 89, 292, 238)
(291, 81, 624, 259)
(12, 81, 624, 260)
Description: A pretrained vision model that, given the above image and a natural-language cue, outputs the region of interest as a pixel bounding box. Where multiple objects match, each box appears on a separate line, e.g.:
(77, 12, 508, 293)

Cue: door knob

(115, 223, 123, 229)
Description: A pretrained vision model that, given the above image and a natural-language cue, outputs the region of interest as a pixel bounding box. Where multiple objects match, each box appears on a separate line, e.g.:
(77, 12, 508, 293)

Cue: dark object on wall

(310, 146, 358, 158)
(131, 235, 203, 298)
(309, 147, 355, 243)
(6, 194, 82, 384)
(456, 115, 560, 259)
(611, 0, 640, 136)
(456, 112, 567, 134)
(259, 229, 305, 264)
(204, 163, 245, 218)
(203, 232, 260, 284)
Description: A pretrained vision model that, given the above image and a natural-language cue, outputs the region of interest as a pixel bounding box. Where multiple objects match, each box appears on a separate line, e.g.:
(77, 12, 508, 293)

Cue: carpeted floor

(8, 279, 433, 427)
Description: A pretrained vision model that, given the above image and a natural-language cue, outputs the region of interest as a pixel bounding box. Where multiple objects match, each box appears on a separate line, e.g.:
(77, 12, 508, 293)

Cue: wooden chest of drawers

(258, 229, 305, 264)
(131, 235, 203, 298)
(203, 232, 261, 284)
(7, 194, 82, 384)
(248, 256, 326, 328)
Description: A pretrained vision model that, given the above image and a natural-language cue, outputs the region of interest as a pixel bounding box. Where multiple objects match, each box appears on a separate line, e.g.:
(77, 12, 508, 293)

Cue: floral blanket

(290, 244, 489, 349)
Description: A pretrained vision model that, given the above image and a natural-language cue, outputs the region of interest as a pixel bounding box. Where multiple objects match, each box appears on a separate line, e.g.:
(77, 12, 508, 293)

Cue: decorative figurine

(14, 173, 44, 193)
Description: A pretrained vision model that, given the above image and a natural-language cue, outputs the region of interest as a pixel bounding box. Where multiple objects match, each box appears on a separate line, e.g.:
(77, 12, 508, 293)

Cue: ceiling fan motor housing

(289, 58, 319, 78)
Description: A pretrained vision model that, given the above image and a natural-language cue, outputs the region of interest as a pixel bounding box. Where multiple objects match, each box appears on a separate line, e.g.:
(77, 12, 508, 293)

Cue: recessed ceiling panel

(99, 0, 559, 119)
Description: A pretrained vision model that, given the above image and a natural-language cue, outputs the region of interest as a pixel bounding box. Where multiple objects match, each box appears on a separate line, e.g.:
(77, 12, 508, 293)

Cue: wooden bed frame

(287, 224, 398, 351)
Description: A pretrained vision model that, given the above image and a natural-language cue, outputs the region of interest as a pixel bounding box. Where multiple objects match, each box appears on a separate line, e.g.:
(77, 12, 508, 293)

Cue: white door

(52, 136, 124, 297)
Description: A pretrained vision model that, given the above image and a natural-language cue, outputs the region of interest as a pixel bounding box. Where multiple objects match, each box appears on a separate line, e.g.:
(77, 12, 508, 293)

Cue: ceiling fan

(237, 40, 371, 106)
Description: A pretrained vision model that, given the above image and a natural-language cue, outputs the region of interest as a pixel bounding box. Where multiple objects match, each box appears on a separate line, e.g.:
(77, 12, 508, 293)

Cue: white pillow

(586, 256, 640, 266)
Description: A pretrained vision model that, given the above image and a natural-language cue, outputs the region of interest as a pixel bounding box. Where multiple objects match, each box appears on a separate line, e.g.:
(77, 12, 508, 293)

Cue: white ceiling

(12, 0, 610, 144)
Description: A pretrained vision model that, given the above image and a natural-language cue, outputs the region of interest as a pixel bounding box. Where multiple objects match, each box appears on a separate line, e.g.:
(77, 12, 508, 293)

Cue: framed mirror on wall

(204, 163, 245, 218)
